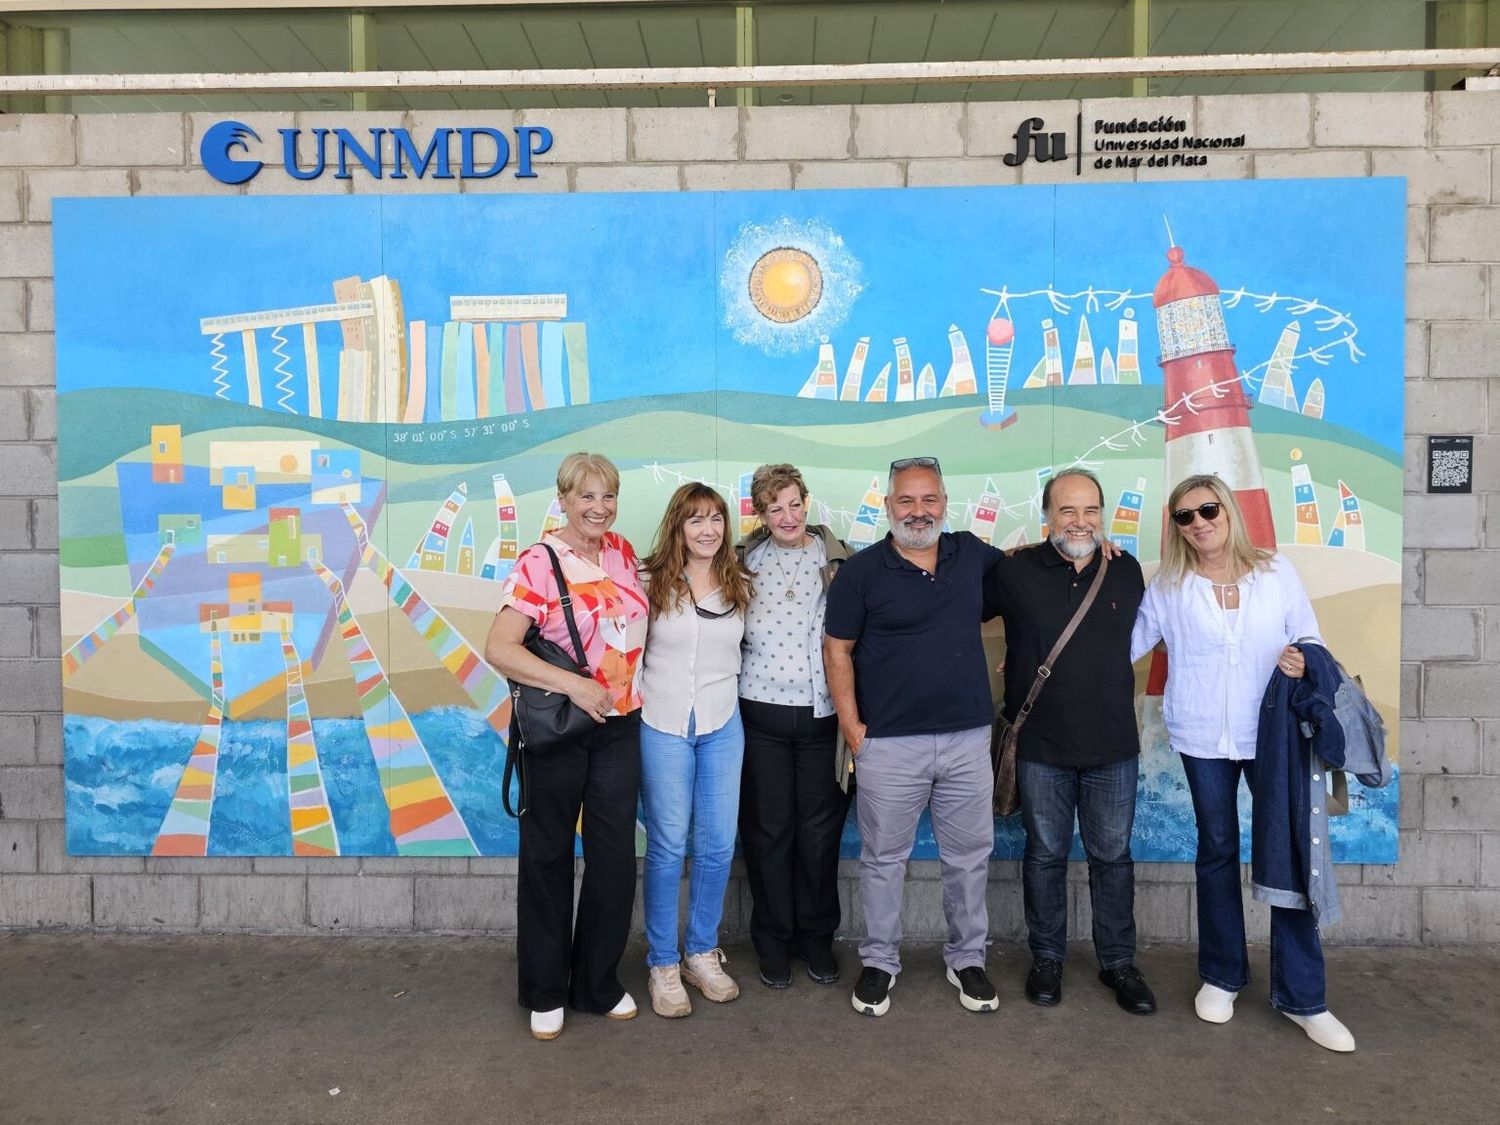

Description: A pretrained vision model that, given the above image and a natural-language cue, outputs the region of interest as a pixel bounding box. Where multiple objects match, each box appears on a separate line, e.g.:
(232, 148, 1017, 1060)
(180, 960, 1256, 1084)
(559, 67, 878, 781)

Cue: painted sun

(749, 247, 823, 323)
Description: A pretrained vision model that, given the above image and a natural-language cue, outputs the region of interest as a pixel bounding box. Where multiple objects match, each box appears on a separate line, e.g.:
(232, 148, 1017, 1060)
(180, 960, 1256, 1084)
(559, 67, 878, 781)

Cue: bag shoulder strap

(540, 542, 589, 673)
(1013, 554, 1110, 730)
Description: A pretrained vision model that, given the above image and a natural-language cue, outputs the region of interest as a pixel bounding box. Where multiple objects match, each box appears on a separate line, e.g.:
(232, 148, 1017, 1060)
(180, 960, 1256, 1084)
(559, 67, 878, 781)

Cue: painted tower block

(222, 466, 256, 511)
(563, 322, 591, 406)
(414, 483, 467, 572)
(1327, 480, 1366, 550)
(1258, 321, 1301, 411)
(848, 475, 884, 547)
(1291, 463, 1323, 545)
(538, 495, 566, 538)
(503, 324, 525, 414)
(800, 337, 839, 399)
(457, 518, 475, 576)
(894, 338, 915, 402)
(453, 322, 477, 420)
(1115, 309, 1141, 384)
(151, 424, 184, 484)
(268, 507, 303, 568)
(1068, 316, 1097, 384)
(738, 470, 758, 537)
(404, 320, 428, 424)
(941, 324, 978, 397)
(865, 363, 890, 402)
(520, 322, 545, 410)
(1302, 377, 1326, 419)
(158, 514, 201, 549)
(1109, 477, 1146, 557)
(472, 319, 490, 417)
(841, 337, 870, 401)
(312, 448, 362, 505)
(440, 321, 461, 422)
(968, 478, 1002, 544)
(916, 363, 937, 400)
(1021, 354, 1049, 389)
(1036, 466, 1055, 540)
(541, 321, 567, 408)
(1042, 319, 1064, 386)
(1100, 347, 1117, 385)
(487, 325, 506, 415)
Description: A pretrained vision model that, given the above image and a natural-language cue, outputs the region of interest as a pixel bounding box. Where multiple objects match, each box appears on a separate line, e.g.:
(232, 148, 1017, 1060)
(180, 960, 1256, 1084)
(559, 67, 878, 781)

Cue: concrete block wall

(2, 92, 1498, 941)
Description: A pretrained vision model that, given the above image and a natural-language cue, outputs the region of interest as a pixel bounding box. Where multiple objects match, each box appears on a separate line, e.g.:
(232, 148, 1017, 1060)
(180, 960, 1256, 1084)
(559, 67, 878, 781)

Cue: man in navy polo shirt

(823, 456, 1003, 1018)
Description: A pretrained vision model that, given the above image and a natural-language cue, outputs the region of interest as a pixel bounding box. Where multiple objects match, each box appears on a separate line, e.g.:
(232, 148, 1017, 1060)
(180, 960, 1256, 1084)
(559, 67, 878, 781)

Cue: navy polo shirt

(824, 531, 1002, 738)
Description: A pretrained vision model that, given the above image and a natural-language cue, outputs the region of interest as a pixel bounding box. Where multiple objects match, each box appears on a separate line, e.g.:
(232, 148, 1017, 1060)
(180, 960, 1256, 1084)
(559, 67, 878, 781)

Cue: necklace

(769, 537, 810, 601)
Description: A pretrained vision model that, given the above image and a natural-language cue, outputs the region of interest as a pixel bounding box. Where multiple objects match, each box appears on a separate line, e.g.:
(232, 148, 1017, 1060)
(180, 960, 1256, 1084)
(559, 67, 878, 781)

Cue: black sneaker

(801, 946, 840, 985)
(946, 965, 999, 1013)
(758, 952, 792, 990)
(1025, 957, 1063, 1007)
(1099, 964, 1157, 1016)
(851, 967, 893, 1017)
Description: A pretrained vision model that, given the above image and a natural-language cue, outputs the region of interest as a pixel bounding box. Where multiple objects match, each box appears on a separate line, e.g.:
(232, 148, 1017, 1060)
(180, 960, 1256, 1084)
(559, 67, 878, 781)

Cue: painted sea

(68, 710, 1397, 863)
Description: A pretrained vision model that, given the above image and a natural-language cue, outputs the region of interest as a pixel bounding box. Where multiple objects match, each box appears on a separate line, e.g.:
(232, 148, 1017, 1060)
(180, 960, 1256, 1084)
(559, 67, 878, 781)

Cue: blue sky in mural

(55, 178, 1404, 450)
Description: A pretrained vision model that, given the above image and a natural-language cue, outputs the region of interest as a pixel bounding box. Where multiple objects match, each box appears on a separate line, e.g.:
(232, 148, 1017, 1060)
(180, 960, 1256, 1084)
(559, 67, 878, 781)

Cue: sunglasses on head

(890, 456, 941, 473)
(1171, 502, 1223, 527)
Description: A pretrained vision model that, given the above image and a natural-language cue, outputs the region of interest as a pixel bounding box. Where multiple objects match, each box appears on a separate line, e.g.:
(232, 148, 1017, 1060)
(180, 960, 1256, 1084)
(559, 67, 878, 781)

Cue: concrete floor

(0, 934, 1495, 1125)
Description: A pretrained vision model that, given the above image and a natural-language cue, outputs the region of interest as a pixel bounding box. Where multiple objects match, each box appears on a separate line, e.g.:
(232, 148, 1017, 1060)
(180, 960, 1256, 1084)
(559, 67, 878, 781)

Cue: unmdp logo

(199, 120, 264, 184)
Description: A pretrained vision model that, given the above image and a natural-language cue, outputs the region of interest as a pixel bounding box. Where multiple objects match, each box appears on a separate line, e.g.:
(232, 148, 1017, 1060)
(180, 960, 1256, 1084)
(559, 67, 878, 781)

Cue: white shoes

(530, 991, 637, 1039)
(529, 1007, 564, 1040)
(681, 948, 741, 1004)
(1194, 983, 1237, 1024)
(1285, 1010, 1356, 1053)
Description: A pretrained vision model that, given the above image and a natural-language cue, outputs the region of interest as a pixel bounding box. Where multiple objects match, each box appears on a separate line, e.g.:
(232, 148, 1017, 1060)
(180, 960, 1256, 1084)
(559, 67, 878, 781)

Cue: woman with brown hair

(637, 482, 754, 1019)
(484, 452, 650, 1042)
(735, 463, 853, 989)
(1131, 473, 1353, 1052)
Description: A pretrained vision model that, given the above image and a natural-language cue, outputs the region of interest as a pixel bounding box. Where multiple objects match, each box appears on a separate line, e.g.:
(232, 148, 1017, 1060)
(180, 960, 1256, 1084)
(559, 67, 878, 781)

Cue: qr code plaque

(1427, 435, 1474, 494)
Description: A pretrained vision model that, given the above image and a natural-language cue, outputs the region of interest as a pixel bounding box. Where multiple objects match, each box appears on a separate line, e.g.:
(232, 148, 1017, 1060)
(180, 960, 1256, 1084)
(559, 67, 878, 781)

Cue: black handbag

(503, 544, 596, 817)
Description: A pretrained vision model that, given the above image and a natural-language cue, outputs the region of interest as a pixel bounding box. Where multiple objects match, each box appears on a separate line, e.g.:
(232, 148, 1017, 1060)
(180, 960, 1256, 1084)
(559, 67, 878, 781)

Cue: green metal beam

(735, 3, 753, 108)
(1128, 0, 1151, 98)
(349, 7, 376, 111)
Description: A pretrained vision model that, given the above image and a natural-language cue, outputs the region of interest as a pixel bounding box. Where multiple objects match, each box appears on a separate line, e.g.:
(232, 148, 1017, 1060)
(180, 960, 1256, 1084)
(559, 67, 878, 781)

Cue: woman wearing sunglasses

(637, 482, 754, 1018)
(1131, 473, 1354, 1052)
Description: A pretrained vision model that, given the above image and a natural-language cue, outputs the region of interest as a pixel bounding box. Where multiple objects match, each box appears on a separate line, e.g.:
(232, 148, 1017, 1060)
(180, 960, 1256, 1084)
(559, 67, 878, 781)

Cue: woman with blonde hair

(734, 463, 853, 989)
(485, 452, 649, 1041)
(637, 482, 754, 1018)
(1131, 473, 1355, 1052)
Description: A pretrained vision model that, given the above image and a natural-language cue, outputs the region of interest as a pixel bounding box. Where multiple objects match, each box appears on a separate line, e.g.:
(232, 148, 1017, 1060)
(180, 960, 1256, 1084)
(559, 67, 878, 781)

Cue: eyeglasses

(890, 456, 941, 474)
(689, 591, 736, 620)
(1171, 502, 1223, 527)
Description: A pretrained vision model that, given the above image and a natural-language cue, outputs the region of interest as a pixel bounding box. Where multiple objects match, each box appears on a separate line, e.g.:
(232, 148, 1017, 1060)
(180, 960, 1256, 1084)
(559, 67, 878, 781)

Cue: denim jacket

(1251, 642, 1346, 927)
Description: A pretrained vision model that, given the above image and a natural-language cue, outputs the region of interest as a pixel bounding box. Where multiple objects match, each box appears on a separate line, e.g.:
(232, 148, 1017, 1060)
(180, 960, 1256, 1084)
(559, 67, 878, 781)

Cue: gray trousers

(854, 725, 994, 976)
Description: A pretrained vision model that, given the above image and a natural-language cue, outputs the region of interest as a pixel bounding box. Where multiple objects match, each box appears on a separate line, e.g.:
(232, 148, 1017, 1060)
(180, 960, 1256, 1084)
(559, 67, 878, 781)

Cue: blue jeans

(640, 710, 745, 968)
(1018, 756, 1139, 969)
(1179, 754, 1327, 1015)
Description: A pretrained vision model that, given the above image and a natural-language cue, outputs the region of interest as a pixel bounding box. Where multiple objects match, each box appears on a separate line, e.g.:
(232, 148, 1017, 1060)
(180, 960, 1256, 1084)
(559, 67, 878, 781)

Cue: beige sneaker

(648, 964, 692, 1019)
(681, 948, 740, 1004)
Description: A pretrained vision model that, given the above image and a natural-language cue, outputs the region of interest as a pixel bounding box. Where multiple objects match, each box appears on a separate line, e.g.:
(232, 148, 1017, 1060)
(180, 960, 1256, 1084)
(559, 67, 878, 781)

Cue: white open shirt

(1130, 554, 1322, 760)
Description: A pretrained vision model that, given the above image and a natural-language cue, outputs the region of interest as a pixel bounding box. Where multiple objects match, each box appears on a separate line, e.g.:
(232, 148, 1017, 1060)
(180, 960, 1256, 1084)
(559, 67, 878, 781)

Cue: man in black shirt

(987, 468, 1157, 1016)
(824, 457, 1003, 1019)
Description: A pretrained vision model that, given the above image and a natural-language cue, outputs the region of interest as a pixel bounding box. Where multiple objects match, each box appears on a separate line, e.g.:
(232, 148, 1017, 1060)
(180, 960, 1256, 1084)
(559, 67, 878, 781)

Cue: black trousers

(737, 697, 852, 961)
(516, 711, 641, 1013)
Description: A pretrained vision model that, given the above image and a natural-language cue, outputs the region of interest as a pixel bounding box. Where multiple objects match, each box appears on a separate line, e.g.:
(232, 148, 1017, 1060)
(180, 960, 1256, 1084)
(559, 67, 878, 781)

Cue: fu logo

(1003, 117, 1069, 167)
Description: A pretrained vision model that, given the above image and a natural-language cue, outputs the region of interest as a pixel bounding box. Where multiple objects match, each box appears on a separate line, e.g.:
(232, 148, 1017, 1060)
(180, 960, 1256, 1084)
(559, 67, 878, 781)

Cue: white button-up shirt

(1130, 554, 1321, 760)
(640, 587, 745, 738)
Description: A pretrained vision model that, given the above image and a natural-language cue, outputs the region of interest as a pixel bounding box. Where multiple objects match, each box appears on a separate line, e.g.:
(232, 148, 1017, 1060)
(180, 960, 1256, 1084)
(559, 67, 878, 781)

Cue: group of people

(483, 451, 1357, 1055)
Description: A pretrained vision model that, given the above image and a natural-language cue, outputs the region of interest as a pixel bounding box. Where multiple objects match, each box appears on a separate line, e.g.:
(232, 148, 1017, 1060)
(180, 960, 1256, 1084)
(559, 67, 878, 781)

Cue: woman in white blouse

(638, 482, 753, 1019)
(1131, 473, 1354, 1053)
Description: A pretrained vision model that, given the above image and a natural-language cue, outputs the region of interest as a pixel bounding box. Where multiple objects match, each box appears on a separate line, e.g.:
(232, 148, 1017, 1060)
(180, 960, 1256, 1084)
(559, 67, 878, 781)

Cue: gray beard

(892, 518, 942, 550)
(1050, 528, 1101, 560)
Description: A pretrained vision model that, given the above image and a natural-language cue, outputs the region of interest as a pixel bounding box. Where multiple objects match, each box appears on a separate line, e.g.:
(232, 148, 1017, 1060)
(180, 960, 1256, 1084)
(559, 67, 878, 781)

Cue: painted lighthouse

(1151, 232, 1276, 549)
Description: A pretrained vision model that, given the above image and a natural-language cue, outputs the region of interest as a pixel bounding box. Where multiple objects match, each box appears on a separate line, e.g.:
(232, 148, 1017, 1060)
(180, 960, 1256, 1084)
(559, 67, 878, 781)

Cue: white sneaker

(681, 948, 740, 1003)
(649, 964, 692, 1018)
(1195, 983, 1237, 1024)
(530, 1007, 564, 1041)
(1285, 1010, 1356, 1053)
(606, 991, 638, 1021)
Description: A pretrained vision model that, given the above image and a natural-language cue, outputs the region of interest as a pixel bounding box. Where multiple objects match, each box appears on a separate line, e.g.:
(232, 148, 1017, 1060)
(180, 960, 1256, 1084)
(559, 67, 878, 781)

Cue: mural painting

(55, 179, 1404, 861)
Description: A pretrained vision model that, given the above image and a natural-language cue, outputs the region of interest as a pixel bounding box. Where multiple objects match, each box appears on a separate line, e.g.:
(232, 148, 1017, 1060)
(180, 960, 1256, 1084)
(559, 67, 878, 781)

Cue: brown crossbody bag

(991, 555, 1109, 816)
